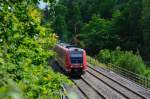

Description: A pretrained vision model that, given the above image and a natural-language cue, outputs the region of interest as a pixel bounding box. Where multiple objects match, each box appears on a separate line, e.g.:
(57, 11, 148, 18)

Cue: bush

(0, 2, 71, 99)
(97, 49, 111, 63)
(114, 51, 146, 75)
(97, 48, 150, 77)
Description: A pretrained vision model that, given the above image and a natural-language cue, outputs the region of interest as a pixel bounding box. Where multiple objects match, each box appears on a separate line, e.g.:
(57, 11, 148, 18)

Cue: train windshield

(71, 53, 82, 57)
(70, 52, 83, 64)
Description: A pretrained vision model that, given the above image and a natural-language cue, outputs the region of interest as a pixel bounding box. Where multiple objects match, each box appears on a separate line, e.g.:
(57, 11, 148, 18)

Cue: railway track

(86, 66, 150, 99)
(72, 78, 104, 99)
(52, 61, 150, 99)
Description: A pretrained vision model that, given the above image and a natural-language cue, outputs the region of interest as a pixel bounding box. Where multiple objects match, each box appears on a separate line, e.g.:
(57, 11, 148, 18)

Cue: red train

(54, 43, 87, 75)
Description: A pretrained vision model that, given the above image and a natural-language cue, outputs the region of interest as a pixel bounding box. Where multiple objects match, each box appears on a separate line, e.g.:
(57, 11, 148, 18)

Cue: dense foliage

(1, 0, 150, 97)
(48, 0, 150, 60)
(0, 0, 70, 99)
(80, 15, 119, 54)
(97, 49, 150, 78)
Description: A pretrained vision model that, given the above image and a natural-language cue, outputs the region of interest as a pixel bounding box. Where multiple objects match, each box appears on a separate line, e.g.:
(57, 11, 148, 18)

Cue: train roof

(57, 43, 84, 51)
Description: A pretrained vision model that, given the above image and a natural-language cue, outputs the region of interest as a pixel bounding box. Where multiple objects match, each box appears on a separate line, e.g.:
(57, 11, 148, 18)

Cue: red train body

(54, 43, 87, 75)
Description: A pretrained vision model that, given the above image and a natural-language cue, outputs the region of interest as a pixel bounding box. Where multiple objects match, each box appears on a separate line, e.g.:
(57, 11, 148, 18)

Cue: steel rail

(88, 65, 148, 99)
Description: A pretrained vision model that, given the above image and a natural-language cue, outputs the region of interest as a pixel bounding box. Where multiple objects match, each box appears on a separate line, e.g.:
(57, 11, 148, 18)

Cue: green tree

(114, 0, 143, 51)
(52, 3, 69, 41)
(47, 0, 149, 60)
(141, 0, 150, 59)
(65, 0, 83, 40)
(80, 15, 118, 55)
(0, 1, 70, 98)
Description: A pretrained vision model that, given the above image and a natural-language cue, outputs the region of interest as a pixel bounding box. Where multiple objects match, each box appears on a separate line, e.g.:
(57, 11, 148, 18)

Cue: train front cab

(67, 48, 87, 75)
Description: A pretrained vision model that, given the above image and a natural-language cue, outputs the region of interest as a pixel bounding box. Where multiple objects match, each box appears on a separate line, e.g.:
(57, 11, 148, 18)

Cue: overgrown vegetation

(97, 49, 150, 78)
(0, 1, 71, 98)
(1, 0, 150, 97)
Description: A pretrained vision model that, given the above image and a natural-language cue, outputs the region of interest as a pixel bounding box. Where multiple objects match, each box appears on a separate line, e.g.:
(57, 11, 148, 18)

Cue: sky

(38, 0, 59, 9)
(38, 1, 47, 9)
